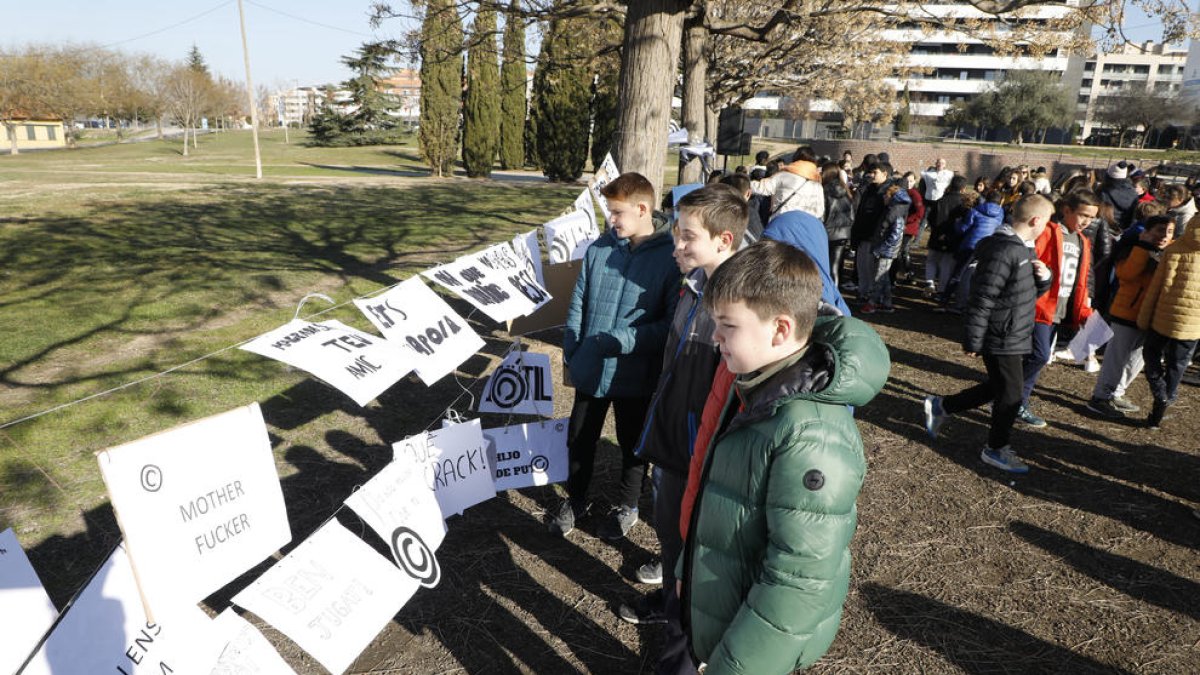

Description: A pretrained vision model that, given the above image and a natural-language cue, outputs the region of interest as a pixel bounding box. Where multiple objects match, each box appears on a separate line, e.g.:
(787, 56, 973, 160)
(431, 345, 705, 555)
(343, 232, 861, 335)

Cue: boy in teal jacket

(675, 240, 888, 674)
(550, 172, 680, 539)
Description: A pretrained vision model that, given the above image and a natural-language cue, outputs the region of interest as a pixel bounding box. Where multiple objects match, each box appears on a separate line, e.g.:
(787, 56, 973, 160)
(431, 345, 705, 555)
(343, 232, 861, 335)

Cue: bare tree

(165, 65, 211, 155)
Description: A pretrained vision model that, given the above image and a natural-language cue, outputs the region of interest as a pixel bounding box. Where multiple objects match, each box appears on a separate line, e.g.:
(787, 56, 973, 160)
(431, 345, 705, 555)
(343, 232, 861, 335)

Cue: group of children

(920, 161, 1200, 474)
(545, 151, 1200, 670)
(555, 171, 888, 673)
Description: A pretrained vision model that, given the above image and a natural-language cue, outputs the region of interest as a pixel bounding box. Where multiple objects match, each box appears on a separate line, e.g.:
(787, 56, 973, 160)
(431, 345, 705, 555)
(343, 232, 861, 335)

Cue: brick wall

(762, 138, 1163, 184)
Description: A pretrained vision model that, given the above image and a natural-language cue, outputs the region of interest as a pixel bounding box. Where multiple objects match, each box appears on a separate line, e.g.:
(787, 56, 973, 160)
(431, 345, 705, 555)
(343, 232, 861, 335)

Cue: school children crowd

(545, 145, 1199, 674)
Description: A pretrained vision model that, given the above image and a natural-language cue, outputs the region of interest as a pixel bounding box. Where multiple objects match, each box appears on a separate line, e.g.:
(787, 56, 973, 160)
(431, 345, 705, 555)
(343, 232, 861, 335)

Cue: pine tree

(341, 41, 400, 132)
(186, 45, 209, 75)
(463, 7, 500, 177)
(529, 14, 591, 182)
(498, 1, 527, 170)
(419, 0, 464, 177)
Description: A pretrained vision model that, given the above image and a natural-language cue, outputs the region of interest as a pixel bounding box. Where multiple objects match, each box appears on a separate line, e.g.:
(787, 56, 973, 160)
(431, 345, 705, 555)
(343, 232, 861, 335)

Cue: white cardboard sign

(344, 459, 445, 587)
(512, 229, 546, 288)
(543, 210, 599, 264)
(241, 319, 413, 407)
(96, 403, 290, 622)
(483, 418, 569, 491)
(353, 277, 485, 386)
(423, 243, 551, 323)
(22, 543, 214, 675)
(393, 420, 494, 518)
(207, 610, 296, 675)
(589, 152, 620, 221)
(0, 528, 59, 675)
(574, 188, 598, 234)
(478, 351, 555, 417)
(232, 520, 414, 675)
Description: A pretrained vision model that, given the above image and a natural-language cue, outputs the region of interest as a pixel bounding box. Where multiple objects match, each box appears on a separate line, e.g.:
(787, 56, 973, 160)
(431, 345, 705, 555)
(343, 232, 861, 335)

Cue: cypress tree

(419, 0, 464, 177)
(895, 84, 912, 134)
(529, 14, 591, 182)
(498, 1, 527, 170)
(463, 7, 500, 177)
(590, 67, 618, 172)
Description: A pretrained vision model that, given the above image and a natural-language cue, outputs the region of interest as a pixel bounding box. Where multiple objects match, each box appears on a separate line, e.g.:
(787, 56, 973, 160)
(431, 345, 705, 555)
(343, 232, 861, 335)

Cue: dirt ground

(24, 268, 1200, 674)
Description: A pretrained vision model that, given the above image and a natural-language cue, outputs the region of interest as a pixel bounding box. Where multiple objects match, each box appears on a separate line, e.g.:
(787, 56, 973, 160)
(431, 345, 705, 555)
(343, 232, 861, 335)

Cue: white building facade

(1078, 41, 1187, 138)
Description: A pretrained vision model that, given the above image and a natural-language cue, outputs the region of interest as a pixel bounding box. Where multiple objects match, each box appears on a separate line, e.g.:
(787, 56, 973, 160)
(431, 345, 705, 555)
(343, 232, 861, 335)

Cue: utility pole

(237, 0, 263, 179)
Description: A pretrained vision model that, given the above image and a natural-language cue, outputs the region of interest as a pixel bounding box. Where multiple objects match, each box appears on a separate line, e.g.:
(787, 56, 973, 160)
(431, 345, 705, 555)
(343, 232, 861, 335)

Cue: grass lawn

(0, 130, 579, 554)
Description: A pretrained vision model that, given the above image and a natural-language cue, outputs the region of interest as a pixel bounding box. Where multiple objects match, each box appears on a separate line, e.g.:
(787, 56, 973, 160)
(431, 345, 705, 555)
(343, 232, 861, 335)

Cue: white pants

(1092, 322, 1145, 400)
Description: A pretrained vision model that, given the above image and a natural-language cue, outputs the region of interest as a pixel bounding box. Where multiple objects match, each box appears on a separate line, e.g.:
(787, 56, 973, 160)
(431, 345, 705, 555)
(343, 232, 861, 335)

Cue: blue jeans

(1021, 322, 1056, 407)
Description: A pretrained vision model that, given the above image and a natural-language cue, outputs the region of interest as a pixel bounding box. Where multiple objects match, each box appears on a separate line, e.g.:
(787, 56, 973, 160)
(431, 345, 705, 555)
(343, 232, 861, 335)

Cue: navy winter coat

(872, 188, 910, 259)
(563, 217, 680, 398)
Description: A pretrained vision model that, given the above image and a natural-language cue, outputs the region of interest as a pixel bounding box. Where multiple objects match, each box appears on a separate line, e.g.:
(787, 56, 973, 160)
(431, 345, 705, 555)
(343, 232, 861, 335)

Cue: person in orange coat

(1017, 190, 1098, 428)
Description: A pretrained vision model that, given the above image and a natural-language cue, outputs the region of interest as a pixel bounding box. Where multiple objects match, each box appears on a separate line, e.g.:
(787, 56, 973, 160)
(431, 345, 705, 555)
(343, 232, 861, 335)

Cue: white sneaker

(1085, 356, 1101, 373)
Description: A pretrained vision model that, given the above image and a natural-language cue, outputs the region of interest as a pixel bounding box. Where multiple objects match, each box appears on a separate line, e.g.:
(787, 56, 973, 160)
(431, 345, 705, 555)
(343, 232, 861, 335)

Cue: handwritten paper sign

(345, 459, 445, 586)
(0, 528, 59, 675)
(589, 152, 620, 221)
(96, 403, 290, 621)
(241, 319, 413, 406)
(394, 420, 495, 518)
(22, 543, 214, 675)
(478, 350, 554, 417)
(512, 229, 545, 288)
(423, 243, 551, 323)
(543, 210, 599, 264)
(233, 520, 413, 675)
(483, 418, 569, 491)
(207, 610, 296, 675)
(353, 277, 485, 386)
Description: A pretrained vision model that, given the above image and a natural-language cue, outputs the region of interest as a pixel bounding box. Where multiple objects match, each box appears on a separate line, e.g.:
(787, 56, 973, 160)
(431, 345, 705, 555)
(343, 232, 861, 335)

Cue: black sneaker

(1016, 406, 1047, 428)
(617, 590, 667, 625)
(547, 500, 584, 536)
(1086, 397, 1125, 419)
(598, 505, 639, 541)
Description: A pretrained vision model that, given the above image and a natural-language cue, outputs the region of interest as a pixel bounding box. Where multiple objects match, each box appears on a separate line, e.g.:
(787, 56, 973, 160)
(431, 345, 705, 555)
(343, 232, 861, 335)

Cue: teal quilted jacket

(563, 216, 680, 398)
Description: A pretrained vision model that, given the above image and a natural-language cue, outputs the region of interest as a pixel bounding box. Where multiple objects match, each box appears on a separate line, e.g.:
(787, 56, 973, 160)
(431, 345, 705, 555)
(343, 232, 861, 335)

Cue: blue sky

(0, 1, 1175, 88)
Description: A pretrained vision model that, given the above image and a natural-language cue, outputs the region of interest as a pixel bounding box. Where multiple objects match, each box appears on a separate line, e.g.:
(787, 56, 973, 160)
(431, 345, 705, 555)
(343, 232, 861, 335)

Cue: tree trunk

(678, 15, 708, 185)
(6, 122, 18, 155)
(614, 0, 687, 200)
(192, 125, 198, 149)
(705, 105, 718, 146)
(182, 126, 189, 156)
(156, 117, 163, 140)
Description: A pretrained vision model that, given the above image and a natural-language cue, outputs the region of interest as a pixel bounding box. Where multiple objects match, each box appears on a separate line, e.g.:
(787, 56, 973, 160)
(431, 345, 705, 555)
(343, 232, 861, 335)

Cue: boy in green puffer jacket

(671, 240, 889, 674)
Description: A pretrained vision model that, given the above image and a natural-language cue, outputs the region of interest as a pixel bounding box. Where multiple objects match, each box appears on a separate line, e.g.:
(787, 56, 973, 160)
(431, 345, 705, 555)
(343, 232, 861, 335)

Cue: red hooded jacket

(1033, 220, 1093, 328)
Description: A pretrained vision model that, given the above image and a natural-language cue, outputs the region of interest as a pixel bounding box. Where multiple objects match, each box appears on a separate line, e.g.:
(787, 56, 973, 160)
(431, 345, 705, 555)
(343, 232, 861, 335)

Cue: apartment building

(1078, 41, 1187, 137)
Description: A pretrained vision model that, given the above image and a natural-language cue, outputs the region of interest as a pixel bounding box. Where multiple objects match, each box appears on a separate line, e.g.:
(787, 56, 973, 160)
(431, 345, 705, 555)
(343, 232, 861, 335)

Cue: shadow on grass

(1009, 521, 1200, 620)
(0, 182, 577, 397)
(862, 582, 1134, 674)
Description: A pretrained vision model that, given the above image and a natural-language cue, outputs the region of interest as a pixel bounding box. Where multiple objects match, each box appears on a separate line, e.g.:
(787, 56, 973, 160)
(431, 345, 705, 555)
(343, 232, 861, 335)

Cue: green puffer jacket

(563, 214, 680, 398)
(681, 316, 889, 674)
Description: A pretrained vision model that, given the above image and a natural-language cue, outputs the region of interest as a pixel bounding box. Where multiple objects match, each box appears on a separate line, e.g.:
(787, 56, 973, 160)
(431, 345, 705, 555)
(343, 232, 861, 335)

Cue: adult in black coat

(822, 164, 854, 287)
